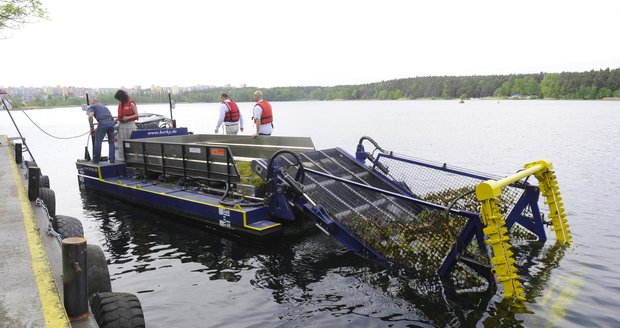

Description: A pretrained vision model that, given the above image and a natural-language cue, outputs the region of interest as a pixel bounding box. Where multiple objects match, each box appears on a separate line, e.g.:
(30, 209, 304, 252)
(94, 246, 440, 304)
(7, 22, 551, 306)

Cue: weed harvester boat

(76, 131, 571, 302)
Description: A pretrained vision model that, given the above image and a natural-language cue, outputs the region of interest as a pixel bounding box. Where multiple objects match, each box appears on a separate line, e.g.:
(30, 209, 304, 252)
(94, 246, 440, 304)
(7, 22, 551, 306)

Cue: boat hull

(76, 161, 282, 238)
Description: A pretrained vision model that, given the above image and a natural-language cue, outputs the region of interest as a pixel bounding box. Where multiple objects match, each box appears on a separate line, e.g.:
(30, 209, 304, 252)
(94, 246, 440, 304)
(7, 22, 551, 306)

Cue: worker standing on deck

(252, 90, 273, 137)
(215, 93, 244, 134)
(87, 99, 115, 164)
(114, 89, 139, 161)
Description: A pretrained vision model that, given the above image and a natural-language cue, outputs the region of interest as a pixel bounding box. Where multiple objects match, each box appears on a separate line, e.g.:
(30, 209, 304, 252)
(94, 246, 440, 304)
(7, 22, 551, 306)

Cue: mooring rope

(2, 92, 90, 139)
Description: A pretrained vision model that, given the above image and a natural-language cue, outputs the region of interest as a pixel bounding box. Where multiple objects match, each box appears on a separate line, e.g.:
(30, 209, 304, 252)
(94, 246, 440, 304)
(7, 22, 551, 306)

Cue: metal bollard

(15, 143, 22, 164)
(27, 166, 40, 201)
(62, 237, 89, 319)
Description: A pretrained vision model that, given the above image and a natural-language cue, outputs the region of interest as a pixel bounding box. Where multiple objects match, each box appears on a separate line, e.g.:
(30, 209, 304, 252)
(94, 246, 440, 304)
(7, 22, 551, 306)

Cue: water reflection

(80, 191, 262, 282)
(80, 190, 568, 327)
(480, 241, 569, 327)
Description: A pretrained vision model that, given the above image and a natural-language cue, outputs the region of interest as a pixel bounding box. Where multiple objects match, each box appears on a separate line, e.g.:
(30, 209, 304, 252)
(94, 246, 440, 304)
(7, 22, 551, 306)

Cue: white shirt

(253, 104, 273, 135)
(215, 100, 244, 130)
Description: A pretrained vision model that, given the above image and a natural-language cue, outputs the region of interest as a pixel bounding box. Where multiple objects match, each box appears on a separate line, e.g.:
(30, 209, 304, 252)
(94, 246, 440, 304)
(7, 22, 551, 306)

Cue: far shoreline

(9, 97, 618, 111)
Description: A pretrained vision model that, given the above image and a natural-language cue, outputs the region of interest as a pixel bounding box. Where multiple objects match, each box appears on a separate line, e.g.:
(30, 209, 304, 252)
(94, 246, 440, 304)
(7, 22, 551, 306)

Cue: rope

(2, 93, 91, 140)
(2, 94, 36, 162)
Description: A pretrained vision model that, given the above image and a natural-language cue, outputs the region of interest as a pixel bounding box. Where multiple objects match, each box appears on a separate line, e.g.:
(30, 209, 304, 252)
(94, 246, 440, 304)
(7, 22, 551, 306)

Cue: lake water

(1, 100, 619, 327)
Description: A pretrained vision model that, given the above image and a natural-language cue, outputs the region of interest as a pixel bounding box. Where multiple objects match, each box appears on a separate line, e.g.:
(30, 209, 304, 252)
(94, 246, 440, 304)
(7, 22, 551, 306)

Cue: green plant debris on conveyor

(314, 184, 514, 294)
(337, 206, 490, 293)
(421, 186, 539, 241)
(236, 161, 263, 187)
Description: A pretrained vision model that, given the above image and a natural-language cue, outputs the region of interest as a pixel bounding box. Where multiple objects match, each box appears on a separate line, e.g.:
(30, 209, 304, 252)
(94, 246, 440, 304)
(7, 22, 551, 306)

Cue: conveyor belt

(298, 148, 424, 225)
(267, 148, 487, 291)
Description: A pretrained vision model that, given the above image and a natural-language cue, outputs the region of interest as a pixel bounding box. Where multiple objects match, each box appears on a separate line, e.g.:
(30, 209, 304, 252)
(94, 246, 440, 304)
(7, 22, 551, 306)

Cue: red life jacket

(224, 100, 240, 122)
(118, 99, 138, 122)
(256, 100, 273, 124)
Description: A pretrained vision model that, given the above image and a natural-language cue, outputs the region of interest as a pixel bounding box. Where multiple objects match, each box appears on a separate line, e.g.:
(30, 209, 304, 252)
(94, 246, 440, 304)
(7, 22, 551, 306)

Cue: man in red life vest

(252, 90, 273, 138)
(215, 93, 244, 134)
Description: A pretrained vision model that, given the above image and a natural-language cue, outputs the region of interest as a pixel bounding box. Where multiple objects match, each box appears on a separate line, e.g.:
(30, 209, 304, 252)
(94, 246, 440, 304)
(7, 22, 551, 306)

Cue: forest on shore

(20, 67, 620, 107)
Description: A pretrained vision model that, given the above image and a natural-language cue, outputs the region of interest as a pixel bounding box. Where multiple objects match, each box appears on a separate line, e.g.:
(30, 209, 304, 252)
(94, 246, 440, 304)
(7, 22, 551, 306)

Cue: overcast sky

(2, 0, 619, 88)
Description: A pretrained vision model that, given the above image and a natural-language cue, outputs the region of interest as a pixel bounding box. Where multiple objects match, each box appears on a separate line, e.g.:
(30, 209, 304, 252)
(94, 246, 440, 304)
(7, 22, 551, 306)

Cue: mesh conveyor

(270, 148, 489, 292)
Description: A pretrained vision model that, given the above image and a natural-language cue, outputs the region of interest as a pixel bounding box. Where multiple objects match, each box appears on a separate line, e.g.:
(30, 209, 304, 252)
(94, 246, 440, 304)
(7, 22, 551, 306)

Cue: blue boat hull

(76, 161, 282, 238)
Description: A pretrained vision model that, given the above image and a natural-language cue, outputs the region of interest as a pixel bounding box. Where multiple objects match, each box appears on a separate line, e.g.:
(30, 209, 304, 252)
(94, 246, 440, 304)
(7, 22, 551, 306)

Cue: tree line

(20, 68, 620, 107)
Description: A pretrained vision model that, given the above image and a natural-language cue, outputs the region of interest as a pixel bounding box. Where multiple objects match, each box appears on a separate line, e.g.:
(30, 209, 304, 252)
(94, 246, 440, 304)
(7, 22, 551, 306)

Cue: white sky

(2, 0, 619, 88)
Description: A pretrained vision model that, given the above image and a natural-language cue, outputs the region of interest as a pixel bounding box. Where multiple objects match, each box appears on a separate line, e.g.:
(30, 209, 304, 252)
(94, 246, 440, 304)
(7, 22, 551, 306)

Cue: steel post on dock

(15, 142, 22, 164)
(62, 237, 89, 319)
(28, 166, 40, 201)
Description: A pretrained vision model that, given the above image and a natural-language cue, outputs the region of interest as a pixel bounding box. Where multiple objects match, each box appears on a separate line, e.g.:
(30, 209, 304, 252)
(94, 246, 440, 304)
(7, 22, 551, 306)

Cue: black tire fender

(86, 244, 112, 298)
(90, 292, 145, 328)
(53, 215, 84, 239)
(38, 187, 56, 218)
(40, 175, 50, 188)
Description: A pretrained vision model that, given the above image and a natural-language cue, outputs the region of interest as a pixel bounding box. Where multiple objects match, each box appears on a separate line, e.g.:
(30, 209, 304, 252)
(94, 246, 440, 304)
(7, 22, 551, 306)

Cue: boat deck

(77, 160, 282, 237)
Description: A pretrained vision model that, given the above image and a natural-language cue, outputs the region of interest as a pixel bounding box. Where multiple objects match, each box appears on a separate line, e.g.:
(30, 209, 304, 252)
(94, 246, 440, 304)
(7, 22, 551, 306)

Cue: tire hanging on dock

(38, 187, 56, 218)
(53, 215, 84, 239)
(40, 175, 50, 188)
(90, 292, 145, 328)
(86, 244, 112, 298)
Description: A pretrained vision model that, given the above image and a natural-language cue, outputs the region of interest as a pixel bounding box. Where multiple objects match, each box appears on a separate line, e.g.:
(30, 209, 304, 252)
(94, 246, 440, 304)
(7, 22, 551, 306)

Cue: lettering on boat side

(218, 208, 230, 217)
(219, 219, 231, 229)
(145, 129, 178, 136)
(189, 147, 201, 154)
(82, 166, 98, 176)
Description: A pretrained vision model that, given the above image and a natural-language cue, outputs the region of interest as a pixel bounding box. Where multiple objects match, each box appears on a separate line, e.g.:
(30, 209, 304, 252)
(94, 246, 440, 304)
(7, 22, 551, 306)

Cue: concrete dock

(0, 135, 92, 327)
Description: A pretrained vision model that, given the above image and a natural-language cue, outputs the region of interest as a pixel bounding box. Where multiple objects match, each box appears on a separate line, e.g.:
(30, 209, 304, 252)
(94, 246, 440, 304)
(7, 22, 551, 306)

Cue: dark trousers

(93, 121, 116, 163)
